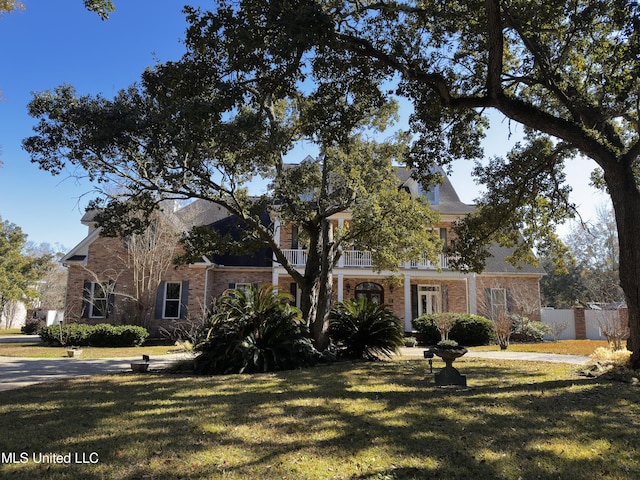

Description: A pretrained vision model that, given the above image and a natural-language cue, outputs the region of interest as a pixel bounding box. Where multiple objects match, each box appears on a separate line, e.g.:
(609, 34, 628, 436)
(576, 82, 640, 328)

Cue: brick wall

(475, 275, 541, 320)
(209, 269, 273, 298)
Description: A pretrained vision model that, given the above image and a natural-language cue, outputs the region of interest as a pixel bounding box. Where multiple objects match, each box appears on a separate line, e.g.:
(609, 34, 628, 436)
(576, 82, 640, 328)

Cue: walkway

(399, 346, 591, 365)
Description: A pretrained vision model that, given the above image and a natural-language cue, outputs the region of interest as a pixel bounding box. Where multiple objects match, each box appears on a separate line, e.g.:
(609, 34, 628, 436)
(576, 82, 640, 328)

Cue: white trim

(60, 227, 102, 265)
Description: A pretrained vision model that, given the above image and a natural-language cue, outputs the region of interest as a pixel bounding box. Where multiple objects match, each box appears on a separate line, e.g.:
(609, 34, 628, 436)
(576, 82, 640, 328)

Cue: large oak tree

(23, 10, 441, 349)
(130, 0, 640, 366)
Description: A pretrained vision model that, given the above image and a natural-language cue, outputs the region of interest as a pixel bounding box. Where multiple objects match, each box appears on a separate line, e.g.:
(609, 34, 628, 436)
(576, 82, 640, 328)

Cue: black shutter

(106, 280, 115, 319)
(292, 226, 299, 249)
(228, 283, 235, 290)
(441, 284, 449, 312)
(81, 280, 91, 318)
(507, 289, 514, 313)
(411, 284, 418, 319)
(155, 282, 165, 319)
(484, 288, 492, 318)
(179, 281, 189, 319)
(290, 282, 297, 306)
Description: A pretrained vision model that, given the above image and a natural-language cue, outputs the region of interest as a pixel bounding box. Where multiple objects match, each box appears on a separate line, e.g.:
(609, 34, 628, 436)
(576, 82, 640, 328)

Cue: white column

(337, 218, 345, 268)
(272, 271, 279, 292)
(337, 274, 344, 302)
(468, 273, 477, 314)
(404, 273, 412, 331)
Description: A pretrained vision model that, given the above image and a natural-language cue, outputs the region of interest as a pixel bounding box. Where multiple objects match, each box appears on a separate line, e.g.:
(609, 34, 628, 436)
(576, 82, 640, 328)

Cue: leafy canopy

(0, 217, 51, 312)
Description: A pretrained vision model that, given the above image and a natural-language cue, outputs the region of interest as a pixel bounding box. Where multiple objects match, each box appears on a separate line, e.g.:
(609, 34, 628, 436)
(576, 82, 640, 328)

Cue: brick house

(61, 168, 544, 334)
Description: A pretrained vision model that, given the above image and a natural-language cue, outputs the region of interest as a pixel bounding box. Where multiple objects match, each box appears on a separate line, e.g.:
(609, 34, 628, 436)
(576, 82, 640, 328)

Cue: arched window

(355, 282, 384, 304)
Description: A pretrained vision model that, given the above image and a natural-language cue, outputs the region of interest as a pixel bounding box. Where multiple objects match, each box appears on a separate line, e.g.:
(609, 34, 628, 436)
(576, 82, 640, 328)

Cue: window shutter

(484, 288, 492, 318)
(507, 289, 514, 313)
(179, 281, 189, 319)
(81, 280, 91, 318)
(155, 282, 166, 319)
(105, 280, 115, 319)
(411, 284, 418, 319)
(441, 284, 449, 312)
(228, 283, 235, 290)
(292, 226, 299, 249)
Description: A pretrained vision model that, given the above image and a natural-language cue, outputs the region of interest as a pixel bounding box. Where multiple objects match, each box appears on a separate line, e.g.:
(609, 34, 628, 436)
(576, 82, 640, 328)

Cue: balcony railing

(279, 249, 450, 270)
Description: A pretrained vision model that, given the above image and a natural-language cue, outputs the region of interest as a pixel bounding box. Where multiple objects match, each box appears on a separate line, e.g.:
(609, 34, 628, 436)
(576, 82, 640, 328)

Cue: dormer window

(417, 183, 440, 205)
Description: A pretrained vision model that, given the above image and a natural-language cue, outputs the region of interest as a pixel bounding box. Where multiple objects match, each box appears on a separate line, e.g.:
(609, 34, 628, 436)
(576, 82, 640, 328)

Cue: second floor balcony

(279, 249, 450, 270)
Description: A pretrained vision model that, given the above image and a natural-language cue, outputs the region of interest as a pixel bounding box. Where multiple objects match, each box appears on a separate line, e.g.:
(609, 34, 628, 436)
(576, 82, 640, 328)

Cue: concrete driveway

(0, 335, 190, 392)
(0, 355, 192, 392)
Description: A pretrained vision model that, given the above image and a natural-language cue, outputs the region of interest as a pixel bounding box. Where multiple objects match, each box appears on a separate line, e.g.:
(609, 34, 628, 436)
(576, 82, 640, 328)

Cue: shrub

(194, 285, 319, 375)
(21, 317, 44, 335)
(591, 347, 632, 368)
(328, 298, 404, 360)
(88, 325, 148, 347)
(403, 336, 418, 347)
(510, 316, 551, 343)
(39, 324, 93, 346)
(411, 315, 440, 345)
(412, 313, 495, 346)
(38, 324, 148, 347)
(450, 314, 495, 346)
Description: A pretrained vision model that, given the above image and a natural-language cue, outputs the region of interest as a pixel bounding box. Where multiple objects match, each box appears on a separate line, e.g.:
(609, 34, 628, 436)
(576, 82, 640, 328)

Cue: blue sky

(0, 1, 608, 251)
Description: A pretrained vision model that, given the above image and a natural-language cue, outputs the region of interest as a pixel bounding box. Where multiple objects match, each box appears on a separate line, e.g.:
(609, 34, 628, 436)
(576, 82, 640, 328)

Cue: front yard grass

(469, 339, 614, 356)
(1, 357, 639, 479)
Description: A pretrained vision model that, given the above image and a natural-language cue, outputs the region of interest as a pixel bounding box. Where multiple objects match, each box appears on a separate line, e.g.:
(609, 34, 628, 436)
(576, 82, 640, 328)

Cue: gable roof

(483, 245, 545, 275)
(395, 166, 475, 216)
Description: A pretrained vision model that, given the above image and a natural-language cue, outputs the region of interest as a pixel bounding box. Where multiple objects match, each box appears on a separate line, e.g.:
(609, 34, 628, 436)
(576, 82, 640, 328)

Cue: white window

(89, 283, 107, 318)
(234, 283, 251, 293)
(490, 288, 507, 320)
(163, 282, 182, 319)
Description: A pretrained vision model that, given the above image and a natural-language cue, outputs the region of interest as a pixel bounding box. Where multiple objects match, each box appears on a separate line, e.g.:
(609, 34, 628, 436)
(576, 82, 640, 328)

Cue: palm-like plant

(194, 284, 319, 374)
(328, 298, 404, 360)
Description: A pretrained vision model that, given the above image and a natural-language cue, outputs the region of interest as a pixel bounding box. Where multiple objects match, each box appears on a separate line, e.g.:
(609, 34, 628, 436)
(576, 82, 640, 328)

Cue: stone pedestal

(430, 346, 468, 387)
(435, 365, 467, 387)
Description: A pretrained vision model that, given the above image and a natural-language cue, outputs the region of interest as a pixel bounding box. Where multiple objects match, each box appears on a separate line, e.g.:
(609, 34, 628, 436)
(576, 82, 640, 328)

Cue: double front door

(418, 285, 441, 316)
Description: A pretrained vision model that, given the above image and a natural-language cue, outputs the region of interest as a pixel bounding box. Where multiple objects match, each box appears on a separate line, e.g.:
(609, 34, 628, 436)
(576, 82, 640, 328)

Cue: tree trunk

(604, 161, 640, 368)
(314, 219, 335, 351)
(298, 218, 335, 351)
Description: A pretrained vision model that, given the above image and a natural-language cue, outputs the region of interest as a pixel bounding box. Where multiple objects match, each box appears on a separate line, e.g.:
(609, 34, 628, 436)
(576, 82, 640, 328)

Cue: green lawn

(1, 357, 639, 479)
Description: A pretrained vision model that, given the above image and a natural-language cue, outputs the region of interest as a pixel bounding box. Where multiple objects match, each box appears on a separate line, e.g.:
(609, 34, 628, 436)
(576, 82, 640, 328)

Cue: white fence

(540, 309, 576, 340)
(540, 308, 623, 340)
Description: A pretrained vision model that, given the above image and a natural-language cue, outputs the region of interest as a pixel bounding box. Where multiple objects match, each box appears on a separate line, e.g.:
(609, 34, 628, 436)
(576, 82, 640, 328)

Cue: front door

(355, 282, 384, 304)
(418, 285, 441, 316)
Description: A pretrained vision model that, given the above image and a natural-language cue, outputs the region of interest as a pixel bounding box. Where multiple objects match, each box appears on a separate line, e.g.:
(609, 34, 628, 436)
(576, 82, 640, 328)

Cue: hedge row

(39, 324, 149, 347)
(411, 313, 495, 346)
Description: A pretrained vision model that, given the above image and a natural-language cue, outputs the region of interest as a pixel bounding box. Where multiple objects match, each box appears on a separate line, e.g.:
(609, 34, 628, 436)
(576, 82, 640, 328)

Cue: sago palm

(329, 298, 404, 360)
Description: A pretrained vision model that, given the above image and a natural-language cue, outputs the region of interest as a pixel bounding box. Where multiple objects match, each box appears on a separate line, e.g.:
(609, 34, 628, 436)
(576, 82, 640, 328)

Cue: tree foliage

(117, 0, 640, 367)
(0, 1, 113, 19)
(0, 1, 23, 16)
(23, 3, 442, 350)
(0, 217, 50, 320)
(542, 205, 623, 307)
